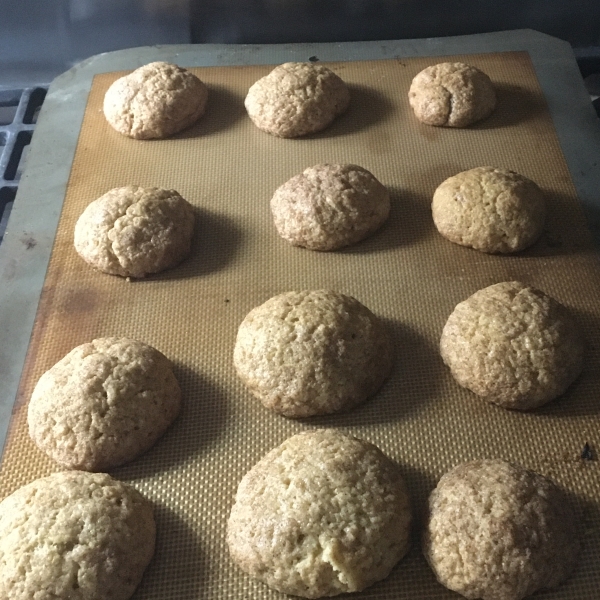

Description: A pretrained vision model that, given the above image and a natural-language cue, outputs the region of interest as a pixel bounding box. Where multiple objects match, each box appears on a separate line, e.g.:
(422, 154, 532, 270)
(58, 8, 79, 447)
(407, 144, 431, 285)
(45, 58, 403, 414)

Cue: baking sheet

(1, 52, 599, 599)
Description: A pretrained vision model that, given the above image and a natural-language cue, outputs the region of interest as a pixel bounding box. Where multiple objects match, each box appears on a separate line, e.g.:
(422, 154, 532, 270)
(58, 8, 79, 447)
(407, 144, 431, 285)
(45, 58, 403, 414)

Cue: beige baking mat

(1, 52, 599, 599)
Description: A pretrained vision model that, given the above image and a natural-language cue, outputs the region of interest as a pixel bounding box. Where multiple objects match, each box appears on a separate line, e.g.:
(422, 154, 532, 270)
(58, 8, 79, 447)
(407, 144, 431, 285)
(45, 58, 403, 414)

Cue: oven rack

(0, 87, 47, 244)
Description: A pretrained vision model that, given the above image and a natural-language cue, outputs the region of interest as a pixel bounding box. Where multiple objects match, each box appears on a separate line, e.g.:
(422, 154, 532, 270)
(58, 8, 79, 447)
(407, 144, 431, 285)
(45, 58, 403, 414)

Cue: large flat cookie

(74, 185, 195, 278)
(103, 61, 208, 139)
(440, 282, 584, 409)
(432, 167, 546, 254)
(28, 337, 181, 470)
(227, 429, 412, 598)
(245, 62, 350, 137)
(409, 62, 496, 127)
(233, 290, 393, 417)
(271, 164, 390, 251)
(424, 459, 580, 600)
(0, 471, 156, 600)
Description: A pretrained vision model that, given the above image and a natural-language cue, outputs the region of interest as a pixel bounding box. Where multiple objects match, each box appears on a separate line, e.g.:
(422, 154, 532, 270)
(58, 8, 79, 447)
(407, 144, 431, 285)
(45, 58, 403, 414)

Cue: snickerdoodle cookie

(0, 470, 155, 600)
(227, 429, 412, 598)
(74, 185, 195, 278)
(423, 459, 580, 600)
(440, 282, 584, 410)
(245, 62, 350, 137)
(409, 62, 496, 127)
(271, 164, 390, 251)
(28, 337, 181, 471)
(103, 61, 208, 139)
(432, 167, 546, 253)
(233, 290, 393, 417)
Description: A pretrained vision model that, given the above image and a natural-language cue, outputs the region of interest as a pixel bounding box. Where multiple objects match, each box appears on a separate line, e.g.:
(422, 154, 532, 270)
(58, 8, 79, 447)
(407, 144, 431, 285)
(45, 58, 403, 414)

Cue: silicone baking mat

(1, 52, 599, 599)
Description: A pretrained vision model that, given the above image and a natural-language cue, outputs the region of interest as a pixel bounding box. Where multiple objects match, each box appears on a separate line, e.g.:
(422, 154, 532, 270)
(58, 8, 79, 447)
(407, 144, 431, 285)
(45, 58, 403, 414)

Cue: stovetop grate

(0, 87, 47, 244)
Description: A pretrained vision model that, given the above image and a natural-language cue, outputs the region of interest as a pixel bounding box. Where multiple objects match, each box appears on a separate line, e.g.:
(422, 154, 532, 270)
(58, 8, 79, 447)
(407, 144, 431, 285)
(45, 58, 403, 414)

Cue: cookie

(28, 337, 181, 471)
(74, 185, 195, 278)
(227, 429, 412, 598)
(103, 61, 208, 139)
(233, 290, 393, 417)
(432, 167, 546, 253)
(440, 282, 584, 409)
(245, 62, 350, 137)
(271, 164, 390, 251)
(409, 62, 496, 127)
(0, 470, 155, 600)
(423, 459, 580, 600)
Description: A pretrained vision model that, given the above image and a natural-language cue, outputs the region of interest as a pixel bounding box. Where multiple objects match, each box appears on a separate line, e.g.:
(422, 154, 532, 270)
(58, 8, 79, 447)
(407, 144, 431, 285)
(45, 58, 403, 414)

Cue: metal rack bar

(0, 87, 48, 243)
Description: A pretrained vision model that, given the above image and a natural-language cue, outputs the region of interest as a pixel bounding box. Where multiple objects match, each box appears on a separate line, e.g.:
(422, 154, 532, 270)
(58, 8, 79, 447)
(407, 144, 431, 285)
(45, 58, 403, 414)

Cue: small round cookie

(423, 459, 580, 600)
(245, 62, 350, 137)
(233, 290, 393, 417)
(432, 167, 546, 254)
(74, 185, 195, 278)
(440, 282, 584, 410)
(0, 470, 155, 600)
(28, 337, 181, 471)
(103, 61, 208, 139)
(409, 62, 496, 127)
(227, 429, 412, 598)
(271, 164, 390, 251)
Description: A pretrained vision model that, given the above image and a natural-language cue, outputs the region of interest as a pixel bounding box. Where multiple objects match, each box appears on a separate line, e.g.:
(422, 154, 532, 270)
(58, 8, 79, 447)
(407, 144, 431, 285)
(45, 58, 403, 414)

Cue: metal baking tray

(1, 30, 599, 600)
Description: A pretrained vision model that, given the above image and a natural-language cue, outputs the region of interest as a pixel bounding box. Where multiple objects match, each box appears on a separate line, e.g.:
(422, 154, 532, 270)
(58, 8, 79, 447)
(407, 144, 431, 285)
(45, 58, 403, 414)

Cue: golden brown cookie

(0, 471, 155, 600)
(432, 167, 546, 253)
(409, 62, 496, 127)
(74, 185, 195, 278)
(233, 290, 393, 417)
(423, 459, 580, 600)
(271, 164, 390, 251)
(227, 429, 412, 598)
(440, 282, 584, 409)
(245, 62, 350, 137)
(28, 337, 181, 471)
(103, 61, 208, 139)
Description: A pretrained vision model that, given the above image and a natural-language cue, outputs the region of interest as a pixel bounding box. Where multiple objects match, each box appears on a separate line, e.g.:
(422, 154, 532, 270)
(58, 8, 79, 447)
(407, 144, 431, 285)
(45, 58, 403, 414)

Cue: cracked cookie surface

(233, 290, 393, 417)
(409, 62, 496, 127)
(423, 459, 580, 600)
(74, 185, 195, 278)
(0, 470, 155, 600)
(28, 337, 181, 470)
(271, 164, 390, 251)
(227, 429, 412, 598)
(440, 282, 584, 409)
(432, 167, 546, 253)
(103, 61, 208, 139)
(245, 62, 350, 137)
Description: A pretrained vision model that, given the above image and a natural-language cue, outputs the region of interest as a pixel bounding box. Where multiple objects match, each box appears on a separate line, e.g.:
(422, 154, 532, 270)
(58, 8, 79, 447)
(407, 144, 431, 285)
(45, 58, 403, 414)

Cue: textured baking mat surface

(1, 52, 600, 599)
